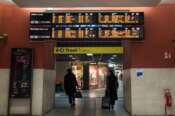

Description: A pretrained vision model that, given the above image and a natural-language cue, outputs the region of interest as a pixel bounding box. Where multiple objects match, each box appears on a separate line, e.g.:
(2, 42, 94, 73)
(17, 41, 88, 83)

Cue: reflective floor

(45, 88, 129, 116)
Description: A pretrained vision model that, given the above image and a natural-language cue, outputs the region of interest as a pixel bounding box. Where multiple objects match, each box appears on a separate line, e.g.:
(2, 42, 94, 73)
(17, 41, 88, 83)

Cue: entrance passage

(55, 53, 123, 91)
(46, 89, 129, 116)
(53, 43, 126, 116)
(51, 54, 127, 116)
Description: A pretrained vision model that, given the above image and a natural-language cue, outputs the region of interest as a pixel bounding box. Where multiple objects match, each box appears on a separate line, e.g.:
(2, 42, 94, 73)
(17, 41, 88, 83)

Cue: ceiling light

(87, 53, 93, 56)
(46, 8, 55, 11)
(112, 55, 117, 57)
(69, 55, 73, 58)
(110, 57, 115, 59)
(90, 62, 96, 65)
(108, 63, 114, 68)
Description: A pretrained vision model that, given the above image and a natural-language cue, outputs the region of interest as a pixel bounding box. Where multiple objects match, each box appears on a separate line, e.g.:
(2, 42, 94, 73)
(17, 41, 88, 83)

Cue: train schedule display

(29, 12, 144, 41)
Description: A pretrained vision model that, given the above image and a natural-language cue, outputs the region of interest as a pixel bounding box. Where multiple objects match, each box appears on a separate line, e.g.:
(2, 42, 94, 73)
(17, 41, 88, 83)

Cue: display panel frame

(29, 12, 144, 41)
(9, 48, 33, 98)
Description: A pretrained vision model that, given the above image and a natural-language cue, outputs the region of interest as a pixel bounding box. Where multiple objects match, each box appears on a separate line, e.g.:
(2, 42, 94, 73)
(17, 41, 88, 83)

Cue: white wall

(32, 69, 44, 115)
(9, 99, 30, 114)
(124, 68, 175, 115)
(0, 68, 55, 115)
(43, 69, 56, 113)
(123, 69, 132, 114)
(32, 69, 56, 115)
(0, 69, 10, 115)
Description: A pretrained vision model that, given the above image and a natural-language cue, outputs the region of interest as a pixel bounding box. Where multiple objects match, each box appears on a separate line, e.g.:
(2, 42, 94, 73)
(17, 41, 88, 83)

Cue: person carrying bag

(101, 89, 111, 110)
(102, 69, 118, 110)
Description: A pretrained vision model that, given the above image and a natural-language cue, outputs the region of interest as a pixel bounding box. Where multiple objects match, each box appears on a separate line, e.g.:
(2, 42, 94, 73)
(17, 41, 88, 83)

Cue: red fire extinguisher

(164, 89, 172, 107)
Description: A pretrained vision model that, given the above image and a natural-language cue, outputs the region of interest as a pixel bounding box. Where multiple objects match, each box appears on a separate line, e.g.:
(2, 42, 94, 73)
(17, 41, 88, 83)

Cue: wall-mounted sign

(54, 47, 123, 54)
(9, 48, 33, 98)
(30, 12, 144, 41)
(30, 12, 144, 24)
(136, 69, 144, 78)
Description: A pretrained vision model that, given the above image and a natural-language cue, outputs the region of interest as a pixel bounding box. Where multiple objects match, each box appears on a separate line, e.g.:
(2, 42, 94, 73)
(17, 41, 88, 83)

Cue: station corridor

(1, 1, 175, 116)
(45, 89, 129, 116)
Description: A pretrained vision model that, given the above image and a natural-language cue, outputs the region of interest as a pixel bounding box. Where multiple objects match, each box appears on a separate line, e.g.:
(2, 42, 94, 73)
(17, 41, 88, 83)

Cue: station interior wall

(0, 2, 175, 115)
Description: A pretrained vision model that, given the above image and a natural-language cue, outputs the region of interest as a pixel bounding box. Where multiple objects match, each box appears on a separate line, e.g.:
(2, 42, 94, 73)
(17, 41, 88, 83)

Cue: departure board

(29, 12, 144, 41)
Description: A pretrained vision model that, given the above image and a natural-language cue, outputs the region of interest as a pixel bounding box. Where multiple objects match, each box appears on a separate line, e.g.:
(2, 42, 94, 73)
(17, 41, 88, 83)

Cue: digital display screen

(10, 48, 33, 98)
(29, 12, 144, 41)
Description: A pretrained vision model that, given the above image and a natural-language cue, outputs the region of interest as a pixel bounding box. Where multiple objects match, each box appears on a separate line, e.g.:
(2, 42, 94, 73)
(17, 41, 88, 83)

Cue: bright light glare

(89, 93, 96, 98)
(87, 53, 93, 56)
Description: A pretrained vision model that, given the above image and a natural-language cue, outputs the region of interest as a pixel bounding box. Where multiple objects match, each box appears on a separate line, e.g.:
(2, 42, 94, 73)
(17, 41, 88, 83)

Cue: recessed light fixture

(112, 55, 117, 57)
(110, 57, 115, 59)
(46, 7, 55, 11)
(87, 53, 93, 56)
(69, 55, 73, 58)
(90, 62, 96, 65)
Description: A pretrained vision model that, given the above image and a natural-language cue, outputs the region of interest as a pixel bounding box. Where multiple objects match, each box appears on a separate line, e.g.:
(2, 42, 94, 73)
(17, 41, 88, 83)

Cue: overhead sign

(54, 47, 123, 54)
(30, 12, 144, 41)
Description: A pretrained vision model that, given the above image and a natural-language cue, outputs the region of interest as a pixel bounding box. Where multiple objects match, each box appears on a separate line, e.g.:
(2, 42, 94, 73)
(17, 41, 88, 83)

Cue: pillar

(83, 63, 89, 90)
(123, 5, 175, 115)
(0, 4, 56, 115)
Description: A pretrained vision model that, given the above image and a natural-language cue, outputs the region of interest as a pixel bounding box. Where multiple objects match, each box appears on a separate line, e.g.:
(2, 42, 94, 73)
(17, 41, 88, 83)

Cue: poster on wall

(9, 48, 33, 98)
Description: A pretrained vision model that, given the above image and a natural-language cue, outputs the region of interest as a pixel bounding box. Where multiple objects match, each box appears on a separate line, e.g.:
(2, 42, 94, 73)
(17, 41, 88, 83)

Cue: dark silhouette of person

(106, 69, 119, 109)
(64, 68, 78, 107)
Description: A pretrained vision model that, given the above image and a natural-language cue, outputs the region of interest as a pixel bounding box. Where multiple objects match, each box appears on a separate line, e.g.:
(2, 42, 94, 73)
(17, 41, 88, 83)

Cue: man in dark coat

(106, 69, 119, 109)
(64, 68, 78, 107)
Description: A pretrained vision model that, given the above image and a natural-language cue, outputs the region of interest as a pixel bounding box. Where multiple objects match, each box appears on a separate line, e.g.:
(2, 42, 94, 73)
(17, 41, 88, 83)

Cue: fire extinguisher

(164, 89, 172, 107)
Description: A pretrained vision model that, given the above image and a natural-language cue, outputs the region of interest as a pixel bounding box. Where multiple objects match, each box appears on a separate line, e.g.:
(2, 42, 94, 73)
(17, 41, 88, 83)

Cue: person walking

(106, 69, 119, 110)
(64, 68, 79, 107)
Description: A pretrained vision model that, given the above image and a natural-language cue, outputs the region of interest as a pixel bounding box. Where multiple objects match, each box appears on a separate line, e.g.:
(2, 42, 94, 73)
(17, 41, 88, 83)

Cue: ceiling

(0, 0, 14, 4)
(160, 0, 175, 4)
(11, 0, 162, 7)
(56, 54, 123, 65)
(0, 0, 175, 7)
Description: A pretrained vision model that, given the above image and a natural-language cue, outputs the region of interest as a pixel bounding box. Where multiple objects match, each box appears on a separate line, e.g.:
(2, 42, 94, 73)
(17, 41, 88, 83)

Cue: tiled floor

(45, 88, 129, 116)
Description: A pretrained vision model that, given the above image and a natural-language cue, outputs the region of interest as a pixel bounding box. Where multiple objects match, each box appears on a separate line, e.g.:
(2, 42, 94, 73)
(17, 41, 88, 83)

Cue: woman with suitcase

(106, 69, 119, 110)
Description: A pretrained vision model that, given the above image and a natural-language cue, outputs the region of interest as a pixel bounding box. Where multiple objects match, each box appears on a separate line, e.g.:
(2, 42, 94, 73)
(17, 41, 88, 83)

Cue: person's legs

(110, 98, 115, 110)
(72, 93, 75, 105)
(68, 93, 76, 107)
(68, 95, 73, 105)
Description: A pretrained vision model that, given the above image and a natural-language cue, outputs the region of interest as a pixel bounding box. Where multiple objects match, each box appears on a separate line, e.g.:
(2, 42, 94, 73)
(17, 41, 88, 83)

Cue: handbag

(75, 89, 82, 98)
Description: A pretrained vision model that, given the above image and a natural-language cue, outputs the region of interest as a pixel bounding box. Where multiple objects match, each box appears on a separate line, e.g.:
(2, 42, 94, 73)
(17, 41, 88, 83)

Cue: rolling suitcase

(101, 96, 110, 109)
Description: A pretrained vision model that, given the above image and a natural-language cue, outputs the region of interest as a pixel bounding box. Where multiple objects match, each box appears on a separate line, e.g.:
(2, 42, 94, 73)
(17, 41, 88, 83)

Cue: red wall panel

(1, 3, 175, 69)
(0, 4, 55, 69)
(124, 4, 175, 68)
(124, 4, 175, 69)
